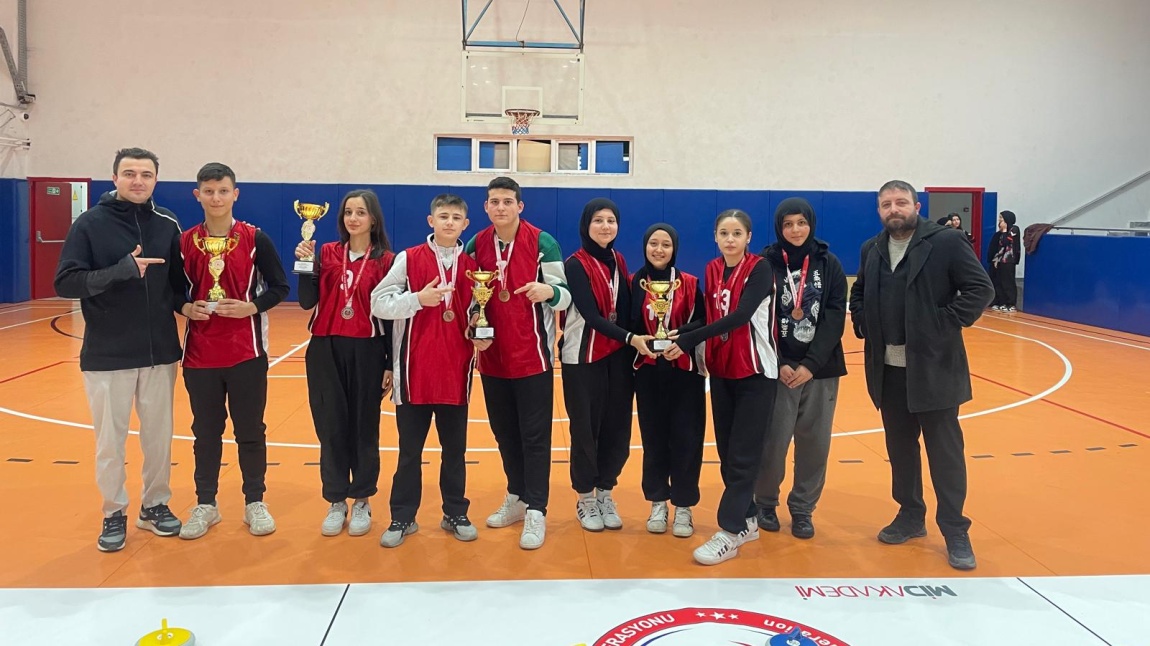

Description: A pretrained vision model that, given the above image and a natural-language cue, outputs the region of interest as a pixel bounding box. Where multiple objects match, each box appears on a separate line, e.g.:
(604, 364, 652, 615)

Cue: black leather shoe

(945, 532, 977, 570)
(877, 519, 927, 544)
(755, 507, 780, 532)
(791, 514, 814, 539)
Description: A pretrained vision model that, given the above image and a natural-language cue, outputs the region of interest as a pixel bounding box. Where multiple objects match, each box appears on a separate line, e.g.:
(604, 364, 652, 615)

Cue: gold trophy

(640, 277, 682, 351)
(466, 269, 498, 339)
(193, 232, 240, 312)
(292, 200, 330, 274)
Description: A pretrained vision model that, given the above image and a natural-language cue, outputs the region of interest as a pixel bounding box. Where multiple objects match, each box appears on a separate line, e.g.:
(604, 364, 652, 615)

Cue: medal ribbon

(781, 250, 810, 317)
(428, 236, 460, 312)
(494, 236, 515, 291)
(592, 254, 619, 320)
(340, 243, 372, 315)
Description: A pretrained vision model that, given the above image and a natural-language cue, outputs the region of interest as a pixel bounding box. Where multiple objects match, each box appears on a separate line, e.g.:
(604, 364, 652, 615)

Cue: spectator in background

(989, 210, 1021, 312)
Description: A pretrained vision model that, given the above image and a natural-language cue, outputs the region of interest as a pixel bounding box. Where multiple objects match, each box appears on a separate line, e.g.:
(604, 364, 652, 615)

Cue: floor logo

(585, 607, 849, 646)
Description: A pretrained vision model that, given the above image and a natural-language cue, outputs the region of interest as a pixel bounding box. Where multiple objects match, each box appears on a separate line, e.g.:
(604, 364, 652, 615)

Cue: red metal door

(30, 179, 86, 300)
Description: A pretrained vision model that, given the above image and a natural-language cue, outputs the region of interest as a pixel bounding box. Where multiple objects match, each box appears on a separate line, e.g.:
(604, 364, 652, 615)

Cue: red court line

(972, 373, 1150, 440)
(0, 361, 68, 385)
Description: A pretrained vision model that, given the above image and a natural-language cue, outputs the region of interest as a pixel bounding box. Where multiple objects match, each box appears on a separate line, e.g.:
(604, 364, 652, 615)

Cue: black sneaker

(441, 515, 479, 542)
(877, 518, 927, 544)
(98, 511, 128, 552)
(945, 532, 977, 570)
(755, 507, 780, 532)
(138, 503, 182, 536)
(791, 514, 815, 539)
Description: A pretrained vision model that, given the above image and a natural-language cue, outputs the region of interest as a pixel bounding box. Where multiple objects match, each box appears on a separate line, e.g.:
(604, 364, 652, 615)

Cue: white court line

(0, 307, 31, 315)
(0, 311, 79, 332)
(268, 340, 310, 368)
(984, 313, 1150, 351)
(0, 324, 1072, 453)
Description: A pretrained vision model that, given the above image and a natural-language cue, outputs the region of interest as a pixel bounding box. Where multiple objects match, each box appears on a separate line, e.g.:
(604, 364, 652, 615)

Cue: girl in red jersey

(665, 209, 779, 565)
(295, 189, 395, 538)
(370, 194, 480, 548)
(560, 198, 651, 532)
(629, 223, 707, 539)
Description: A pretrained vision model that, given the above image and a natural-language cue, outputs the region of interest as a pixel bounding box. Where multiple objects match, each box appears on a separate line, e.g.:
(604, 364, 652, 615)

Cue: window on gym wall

(435, 136, 631, 175)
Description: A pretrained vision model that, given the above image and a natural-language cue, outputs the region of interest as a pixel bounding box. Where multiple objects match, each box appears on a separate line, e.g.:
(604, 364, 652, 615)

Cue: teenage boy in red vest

(464, 176, 570, 550)
(177, 162, 289, 540)
(371, 194, 480, 547)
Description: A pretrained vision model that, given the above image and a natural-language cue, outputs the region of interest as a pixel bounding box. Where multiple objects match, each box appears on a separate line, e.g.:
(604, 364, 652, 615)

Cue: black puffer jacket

(55, 191, 187, 371)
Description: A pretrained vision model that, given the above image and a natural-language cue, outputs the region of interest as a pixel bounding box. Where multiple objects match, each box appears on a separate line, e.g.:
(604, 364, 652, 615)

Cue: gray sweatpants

(753, 376, 839, 515)
(83, 362, 178, 517)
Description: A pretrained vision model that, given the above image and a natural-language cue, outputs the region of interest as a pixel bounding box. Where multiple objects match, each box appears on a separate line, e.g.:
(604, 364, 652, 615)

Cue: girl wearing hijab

(629, 224, 707, 538)
(666, 209, 779, 565)
(989, 210, 1021, 312)
(560, 198, 651, 532)
(752, 198, 847, 540)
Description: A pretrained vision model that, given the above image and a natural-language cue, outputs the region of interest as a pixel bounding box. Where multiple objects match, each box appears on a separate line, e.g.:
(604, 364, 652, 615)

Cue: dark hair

(196, 162, 236, 186)
(337, 189, 391, 254)
(487, 176, 522, 202)
(715, 208, 752, 232)
(430, 193, 468, 215)
(878, 180, 918, 200)
(113, 147, 159, 175)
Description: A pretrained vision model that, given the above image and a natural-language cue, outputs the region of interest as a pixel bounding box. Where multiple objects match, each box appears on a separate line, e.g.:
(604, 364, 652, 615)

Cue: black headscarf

(579, 198, 620, 271)
(633, 223, 679, 284)
(766, 197, 818, 270)
(936, 216, 951, 226)
(1000, 210, 1017, 228)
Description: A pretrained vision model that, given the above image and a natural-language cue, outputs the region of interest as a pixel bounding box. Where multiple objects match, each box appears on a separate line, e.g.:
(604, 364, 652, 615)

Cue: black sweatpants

(481, 370, 553, 514)
(183, 355, 269, 505)
(710, 374, 777, 535)
(390, 403, 470, 522)
(880, 366, 971, 537)
(562, 350, 635, 494)
(990, 262, 1017, 308)
(305, 335, 388, 503)
(635, 361, 706, 507)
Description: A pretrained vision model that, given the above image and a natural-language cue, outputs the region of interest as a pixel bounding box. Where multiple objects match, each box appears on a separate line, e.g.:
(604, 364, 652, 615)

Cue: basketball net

(505, 109, 540, 135)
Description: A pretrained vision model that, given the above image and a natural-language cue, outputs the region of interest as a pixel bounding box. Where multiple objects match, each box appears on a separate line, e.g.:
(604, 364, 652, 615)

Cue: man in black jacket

(55, 147, 187, 552)
(848, 180, 993, 570)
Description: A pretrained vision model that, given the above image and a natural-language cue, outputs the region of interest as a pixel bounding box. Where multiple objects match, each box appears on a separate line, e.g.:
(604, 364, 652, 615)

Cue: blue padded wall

(1025, 234, 1150, 336)
(4, 183, 1000, 307)
(0, 179, 31, 303)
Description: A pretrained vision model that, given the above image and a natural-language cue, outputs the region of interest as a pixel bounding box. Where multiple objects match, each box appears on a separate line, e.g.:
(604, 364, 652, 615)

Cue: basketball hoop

(505, 108, 540, 135)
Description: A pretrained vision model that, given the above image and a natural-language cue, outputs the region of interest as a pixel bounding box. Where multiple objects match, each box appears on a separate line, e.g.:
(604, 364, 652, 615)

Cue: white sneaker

(739, 516, 760, 545)
(597, 489, 622, 530)
(322, 501, 348, 536)
(380, 520, 418, 548)
(1006, 306, 1017, 313)
(244, 502, 276, 536)
(486, 493, 528, 528)
(693, 530, 740, 565)
(179, 504, 221, 540)
(672, 506, 694, 538)
(348, 500, 372, 536)
(647, 501, 669, 534)
(577, 493, 605, 532)
(520, 510, 546, 550)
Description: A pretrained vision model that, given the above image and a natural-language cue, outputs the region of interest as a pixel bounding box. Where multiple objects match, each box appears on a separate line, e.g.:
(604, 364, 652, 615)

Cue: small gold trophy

(640, 277, 682, 351)
(466, 269, 498, 340)
(292, 200, 330, 274)
(193, 232, 240, 312)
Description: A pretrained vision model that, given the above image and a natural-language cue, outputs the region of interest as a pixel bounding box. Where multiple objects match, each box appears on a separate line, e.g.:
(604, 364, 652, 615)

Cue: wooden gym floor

(0, 300, 1147, 589)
